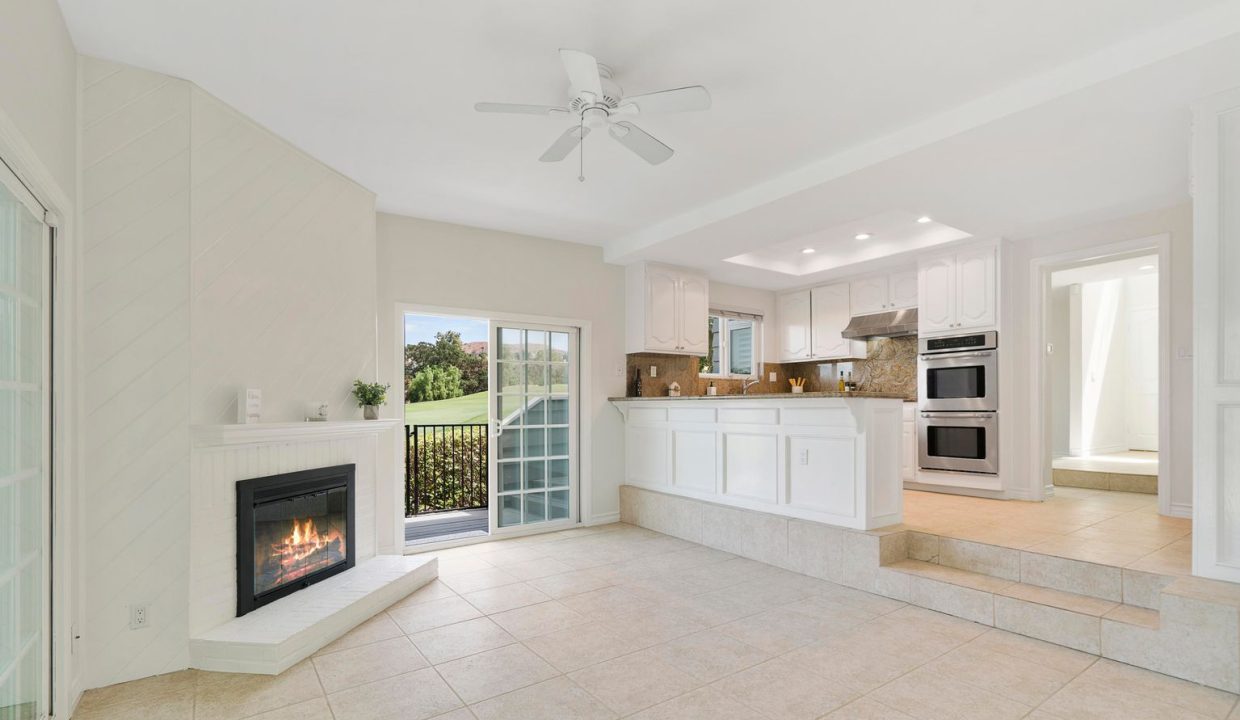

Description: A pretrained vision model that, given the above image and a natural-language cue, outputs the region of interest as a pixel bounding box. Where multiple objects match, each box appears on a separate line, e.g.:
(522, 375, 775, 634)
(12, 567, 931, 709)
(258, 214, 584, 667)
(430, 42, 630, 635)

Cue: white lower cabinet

(614, 397, 905, 530)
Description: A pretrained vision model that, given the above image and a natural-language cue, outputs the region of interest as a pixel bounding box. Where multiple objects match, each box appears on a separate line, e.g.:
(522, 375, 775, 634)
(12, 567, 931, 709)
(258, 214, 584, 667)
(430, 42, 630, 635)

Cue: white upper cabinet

(849, 276, 889, 316)
(625, 262, 710, 356)
(889, 269, 919, 309)
(918, 246, 996, 335)
(777, 289, 812, 361)
(678, 273, 711, 355)
(849, 270, 918, 315)
(954, 247, 996, 329)
(812, 283, 866, 360)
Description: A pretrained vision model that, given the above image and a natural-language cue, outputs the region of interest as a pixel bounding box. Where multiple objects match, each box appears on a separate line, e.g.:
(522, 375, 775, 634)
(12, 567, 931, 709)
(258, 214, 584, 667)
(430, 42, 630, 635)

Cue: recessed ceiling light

(917, 216, 932, 224)
(854, 233, 872, 241)
(1138, 264, 1155, 271)
(801, 247, 816, 254)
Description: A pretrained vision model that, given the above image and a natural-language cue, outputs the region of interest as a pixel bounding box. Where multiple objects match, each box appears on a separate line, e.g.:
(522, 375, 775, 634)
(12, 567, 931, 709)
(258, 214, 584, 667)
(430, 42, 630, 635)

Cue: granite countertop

(609, 391, 911, 401)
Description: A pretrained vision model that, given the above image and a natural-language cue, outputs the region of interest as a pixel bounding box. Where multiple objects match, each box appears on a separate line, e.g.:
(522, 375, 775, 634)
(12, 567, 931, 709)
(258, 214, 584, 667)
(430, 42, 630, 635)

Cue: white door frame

(0, 105, 80, 715)
(1026, 233, 1174, 514)
(391, 303, 594, 547)
(487, 320, 580, 537)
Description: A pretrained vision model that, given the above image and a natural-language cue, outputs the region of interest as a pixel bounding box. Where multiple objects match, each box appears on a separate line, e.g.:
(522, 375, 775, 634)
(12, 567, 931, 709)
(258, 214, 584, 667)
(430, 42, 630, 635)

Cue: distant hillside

(462, 341, 488, 356)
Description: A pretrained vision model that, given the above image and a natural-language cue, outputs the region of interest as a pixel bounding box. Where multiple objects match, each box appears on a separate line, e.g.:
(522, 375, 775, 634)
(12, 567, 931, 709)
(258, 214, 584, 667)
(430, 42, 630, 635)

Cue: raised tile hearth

(189, 555, 437, 674)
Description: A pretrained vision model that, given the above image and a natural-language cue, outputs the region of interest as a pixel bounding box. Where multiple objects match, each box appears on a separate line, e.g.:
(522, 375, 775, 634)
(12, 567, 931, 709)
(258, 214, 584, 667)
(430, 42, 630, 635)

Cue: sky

(404, 313, 489, 345)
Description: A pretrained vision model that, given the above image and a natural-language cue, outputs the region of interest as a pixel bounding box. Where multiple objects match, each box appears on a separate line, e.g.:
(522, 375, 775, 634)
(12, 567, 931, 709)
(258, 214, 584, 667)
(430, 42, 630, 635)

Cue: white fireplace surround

(187, 420, 402, 638)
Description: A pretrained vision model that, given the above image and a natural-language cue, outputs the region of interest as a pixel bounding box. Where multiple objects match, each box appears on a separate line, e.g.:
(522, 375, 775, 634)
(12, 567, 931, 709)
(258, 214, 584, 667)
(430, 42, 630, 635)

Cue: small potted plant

(352, 380, 390, 420)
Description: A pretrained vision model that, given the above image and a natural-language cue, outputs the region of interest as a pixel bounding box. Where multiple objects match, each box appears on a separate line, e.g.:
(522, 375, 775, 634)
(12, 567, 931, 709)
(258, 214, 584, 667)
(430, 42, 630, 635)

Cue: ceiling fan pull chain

(578, 114, 586, 182)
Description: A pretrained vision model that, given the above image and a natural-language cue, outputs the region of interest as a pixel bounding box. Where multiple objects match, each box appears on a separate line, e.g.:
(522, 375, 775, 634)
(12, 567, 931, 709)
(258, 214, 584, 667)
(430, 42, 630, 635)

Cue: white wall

(709, 281, 778, 365)
(1049, 285, 1071, 458)
(1004, 203, 1192, 513)
(1125, 273, 1159, 450)
(1070, 279, 1129, 455)
(78, 56, 380, 688)
(0, 0, 77, 202)
(375, 214, 626, 525)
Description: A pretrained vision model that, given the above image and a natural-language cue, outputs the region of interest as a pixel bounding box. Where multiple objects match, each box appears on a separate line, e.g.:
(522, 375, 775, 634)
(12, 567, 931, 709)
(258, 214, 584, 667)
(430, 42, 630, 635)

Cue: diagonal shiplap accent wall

(79, 56, 380, 688)
(188, 87, 377, 425)
(80, 58, 194, 687)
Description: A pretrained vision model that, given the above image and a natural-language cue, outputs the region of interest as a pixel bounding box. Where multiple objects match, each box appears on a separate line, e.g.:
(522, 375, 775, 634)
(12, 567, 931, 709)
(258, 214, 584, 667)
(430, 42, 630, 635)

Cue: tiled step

(880, 558, 1161, 655)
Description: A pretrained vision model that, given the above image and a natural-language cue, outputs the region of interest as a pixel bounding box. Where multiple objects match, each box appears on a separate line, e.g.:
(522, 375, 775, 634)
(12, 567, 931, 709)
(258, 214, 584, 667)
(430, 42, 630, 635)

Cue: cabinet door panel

(889, 270, 919, 310)
(645, 266, 680, 351)
(777, 290, 812, 361)
(678, 272, 710, 355)
(811, 282, 859, 359)
(919, 257, 956, 333)
(956, 247, 996, 329)
(849, 276, 889, 315)
(902, 422, 916, 481)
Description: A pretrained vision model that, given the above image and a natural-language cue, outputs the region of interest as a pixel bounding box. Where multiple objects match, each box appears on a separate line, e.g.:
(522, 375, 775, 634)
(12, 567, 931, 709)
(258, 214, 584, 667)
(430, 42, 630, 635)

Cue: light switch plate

(769, 371, 777, 382)
(650, 365, 658, 378)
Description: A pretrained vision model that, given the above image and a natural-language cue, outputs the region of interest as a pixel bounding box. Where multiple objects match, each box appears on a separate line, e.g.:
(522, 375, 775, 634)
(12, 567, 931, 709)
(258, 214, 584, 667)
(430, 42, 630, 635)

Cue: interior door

(490, 323, 579, 533)
(0, 166, 50, 719)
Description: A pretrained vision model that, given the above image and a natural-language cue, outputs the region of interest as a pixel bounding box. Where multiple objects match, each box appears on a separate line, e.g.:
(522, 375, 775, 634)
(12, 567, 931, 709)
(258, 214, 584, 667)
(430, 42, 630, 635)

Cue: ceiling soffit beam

(602, 3, 1240, 264)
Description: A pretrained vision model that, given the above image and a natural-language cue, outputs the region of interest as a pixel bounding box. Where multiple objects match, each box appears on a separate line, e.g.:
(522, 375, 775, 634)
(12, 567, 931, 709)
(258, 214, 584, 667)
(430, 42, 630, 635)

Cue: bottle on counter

(846, 371, 855, 392)
(838, 371, 845, 392)
(633, 367, 643, 397)
(707, 381, 717, 396)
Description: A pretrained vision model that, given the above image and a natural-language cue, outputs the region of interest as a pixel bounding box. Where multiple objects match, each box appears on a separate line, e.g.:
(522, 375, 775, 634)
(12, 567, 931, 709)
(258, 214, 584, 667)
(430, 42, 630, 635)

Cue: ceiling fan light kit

(475, 48, 711, 178)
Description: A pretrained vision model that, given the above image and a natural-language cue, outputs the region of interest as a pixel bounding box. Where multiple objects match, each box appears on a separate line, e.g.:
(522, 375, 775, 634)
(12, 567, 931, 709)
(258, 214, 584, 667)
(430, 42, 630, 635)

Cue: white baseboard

(588, 512, 620, 526)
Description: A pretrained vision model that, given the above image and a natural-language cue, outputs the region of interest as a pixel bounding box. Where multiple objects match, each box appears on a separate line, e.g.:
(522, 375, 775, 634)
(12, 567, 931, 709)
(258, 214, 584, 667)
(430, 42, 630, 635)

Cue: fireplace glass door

(252, 486, 348, 598)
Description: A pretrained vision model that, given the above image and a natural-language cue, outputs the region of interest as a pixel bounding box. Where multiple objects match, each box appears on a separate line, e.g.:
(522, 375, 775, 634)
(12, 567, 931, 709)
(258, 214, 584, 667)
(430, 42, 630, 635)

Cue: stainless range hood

(841, 308, 919, 339)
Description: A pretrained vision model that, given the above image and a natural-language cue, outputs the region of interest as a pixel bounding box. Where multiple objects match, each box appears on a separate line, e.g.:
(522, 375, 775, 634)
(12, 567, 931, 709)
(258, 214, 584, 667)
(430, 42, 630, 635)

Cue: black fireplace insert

(236, 464, 356, 616)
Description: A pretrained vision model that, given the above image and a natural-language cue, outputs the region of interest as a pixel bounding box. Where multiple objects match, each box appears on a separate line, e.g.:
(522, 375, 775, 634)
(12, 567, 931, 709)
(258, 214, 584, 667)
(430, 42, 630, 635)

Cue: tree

(405, 331, 488, 396)
(407, 365, 464, 403)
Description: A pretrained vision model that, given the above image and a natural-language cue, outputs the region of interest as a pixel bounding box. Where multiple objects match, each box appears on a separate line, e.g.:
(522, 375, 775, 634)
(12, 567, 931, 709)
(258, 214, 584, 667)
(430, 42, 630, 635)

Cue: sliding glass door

(489, 323, 578, 532)
(0, 168, 50, 720)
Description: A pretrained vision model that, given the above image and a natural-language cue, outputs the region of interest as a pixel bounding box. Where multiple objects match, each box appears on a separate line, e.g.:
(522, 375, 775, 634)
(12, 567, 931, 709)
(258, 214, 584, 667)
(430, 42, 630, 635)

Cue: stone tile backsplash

(624, 336, 917, 399)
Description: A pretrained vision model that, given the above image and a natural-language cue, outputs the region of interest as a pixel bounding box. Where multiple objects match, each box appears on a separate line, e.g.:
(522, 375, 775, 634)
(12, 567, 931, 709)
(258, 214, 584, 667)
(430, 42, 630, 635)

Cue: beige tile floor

(900, 488, 1192, 575)
(73, 521, 1233, 720)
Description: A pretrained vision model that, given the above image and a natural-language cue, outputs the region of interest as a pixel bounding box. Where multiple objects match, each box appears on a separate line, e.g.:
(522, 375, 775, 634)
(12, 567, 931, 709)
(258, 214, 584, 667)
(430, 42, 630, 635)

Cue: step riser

(620, 484, 1240, 693)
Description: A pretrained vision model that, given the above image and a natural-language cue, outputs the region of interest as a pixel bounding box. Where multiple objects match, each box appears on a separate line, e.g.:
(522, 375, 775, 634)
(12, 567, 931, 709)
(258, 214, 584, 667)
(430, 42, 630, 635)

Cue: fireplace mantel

(191, 419, 402, 448)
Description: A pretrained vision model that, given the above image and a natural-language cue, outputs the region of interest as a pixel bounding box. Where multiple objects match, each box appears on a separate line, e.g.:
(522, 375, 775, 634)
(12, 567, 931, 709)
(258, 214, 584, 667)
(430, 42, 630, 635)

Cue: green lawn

(404, 391, 489, 425)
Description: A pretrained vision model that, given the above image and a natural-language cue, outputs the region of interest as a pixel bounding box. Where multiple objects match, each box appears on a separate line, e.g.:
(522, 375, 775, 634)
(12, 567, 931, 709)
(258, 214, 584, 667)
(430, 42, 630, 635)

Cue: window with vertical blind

(700, 309, 761, 378)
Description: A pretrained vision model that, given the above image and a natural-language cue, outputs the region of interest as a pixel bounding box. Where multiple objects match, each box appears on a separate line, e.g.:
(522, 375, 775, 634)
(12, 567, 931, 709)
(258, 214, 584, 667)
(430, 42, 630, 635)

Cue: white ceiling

(58, 0, 1240, 289)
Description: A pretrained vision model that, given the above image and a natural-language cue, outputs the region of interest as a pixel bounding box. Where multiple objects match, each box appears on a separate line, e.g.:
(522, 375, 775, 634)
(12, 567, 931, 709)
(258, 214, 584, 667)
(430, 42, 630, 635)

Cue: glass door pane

(492, 325, 576, 529)
(0, 175, 48, 719)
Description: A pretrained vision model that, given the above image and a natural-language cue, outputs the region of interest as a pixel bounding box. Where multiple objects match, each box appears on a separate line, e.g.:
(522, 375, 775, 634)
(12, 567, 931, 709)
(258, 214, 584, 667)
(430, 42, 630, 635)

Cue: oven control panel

(920, 330, 997, 355)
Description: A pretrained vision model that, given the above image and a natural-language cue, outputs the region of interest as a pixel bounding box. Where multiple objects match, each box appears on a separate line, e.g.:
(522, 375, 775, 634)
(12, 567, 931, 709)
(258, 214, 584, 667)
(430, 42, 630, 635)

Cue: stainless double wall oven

(918, 331, 999, 474)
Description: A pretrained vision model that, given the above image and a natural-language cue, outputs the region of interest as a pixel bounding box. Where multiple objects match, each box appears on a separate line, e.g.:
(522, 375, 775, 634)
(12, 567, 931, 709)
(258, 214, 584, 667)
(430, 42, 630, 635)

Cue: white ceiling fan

(475, 49, 710, 171)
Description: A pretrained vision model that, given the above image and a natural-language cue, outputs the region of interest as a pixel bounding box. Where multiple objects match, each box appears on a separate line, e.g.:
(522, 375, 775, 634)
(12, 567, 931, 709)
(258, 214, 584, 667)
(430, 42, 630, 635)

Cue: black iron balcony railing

(405, 423, 488, 516)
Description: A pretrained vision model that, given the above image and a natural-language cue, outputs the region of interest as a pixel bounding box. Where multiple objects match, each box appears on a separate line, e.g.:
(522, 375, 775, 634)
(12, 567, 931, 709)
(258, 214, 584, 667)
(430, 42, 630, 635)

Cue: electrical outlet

(649, 365, 658, 378)
(798, 449, 810, 465)
(129, 603, 149, 630)
(769, 371, 777, 382)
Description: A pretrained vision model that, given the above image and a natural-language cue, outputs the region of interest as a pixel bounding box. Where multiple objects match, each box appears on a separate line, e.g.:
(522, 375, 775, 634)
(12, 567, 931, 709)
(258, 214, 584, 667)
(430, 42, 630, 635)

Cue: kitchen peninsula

(611, 393, 905, 530)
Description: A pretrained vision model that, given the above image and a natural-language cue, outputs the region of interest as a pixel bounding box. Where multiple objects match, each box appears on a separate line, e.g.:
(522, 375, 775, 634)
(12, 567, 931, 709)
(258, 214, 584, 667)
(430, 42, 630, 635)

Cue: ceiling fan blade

(559, 49, 603, 97)
(475, 102, 569, 116)
(608, 122, 673, 165)
(539, 125, 589, 162)
(621, 85, 712, 114)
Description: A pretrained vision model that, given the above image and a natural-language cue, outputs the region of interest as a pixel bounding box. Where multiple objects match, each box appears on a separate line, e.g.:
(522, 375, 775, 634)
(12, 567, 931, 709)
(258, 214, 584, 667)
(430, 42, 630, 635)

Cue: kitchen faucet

(742, 379, 761, 395)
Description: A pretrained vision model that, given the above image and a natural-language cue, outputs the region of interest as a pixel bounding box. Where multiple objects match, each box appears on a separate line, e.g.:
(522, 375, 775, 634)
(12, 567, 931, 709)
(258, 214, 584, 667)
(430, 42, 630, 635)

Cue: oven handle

(920, 350, 994, 360)
(921, 412, 995, 420)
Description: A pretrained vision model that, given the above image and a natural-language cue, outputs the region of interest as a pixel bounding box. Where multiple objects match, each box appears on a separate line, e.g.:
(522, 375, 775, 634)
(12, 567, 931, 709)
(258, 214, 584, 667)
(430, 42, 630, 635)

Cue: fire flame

(273, 517, 344, 572)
